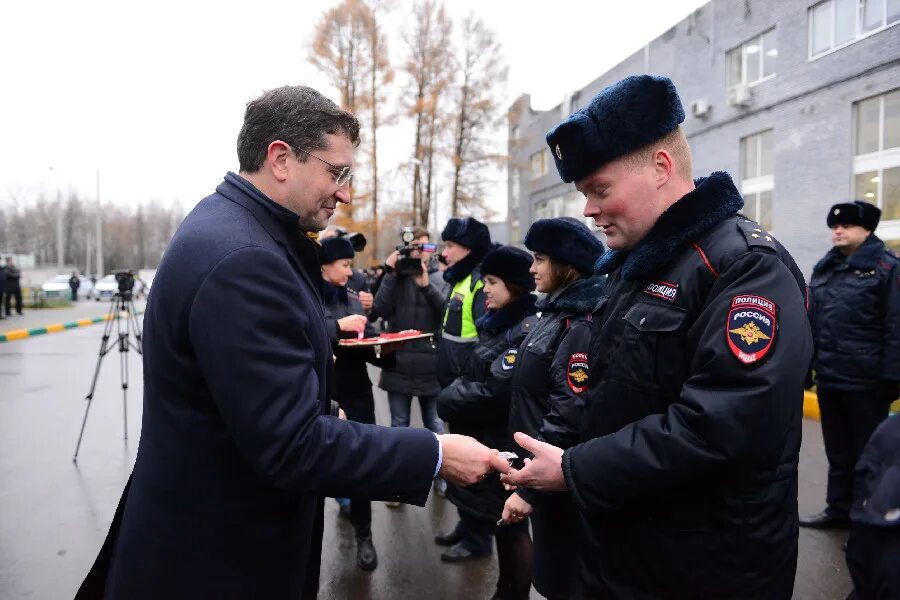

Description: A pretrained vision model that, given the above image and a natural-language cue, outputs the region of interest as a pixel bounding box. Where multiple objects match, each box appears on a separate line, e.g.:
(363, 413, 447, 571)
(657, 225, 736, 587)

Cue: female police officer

(320, 236, 392, 572)
(501, 217, 604, 600)
(436, 246, 538, 599)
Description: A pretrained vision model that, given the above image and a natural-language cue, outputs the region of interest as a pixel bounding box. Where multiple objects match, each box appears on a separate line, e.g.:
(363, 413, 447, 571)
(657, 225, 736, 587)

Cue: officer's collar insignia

(501, 348, 518, 371)
(567, 352, 589, 393)
(643, 280, 679, 302)
(555, 144, 563, 160)
(727, 295, 777, 366)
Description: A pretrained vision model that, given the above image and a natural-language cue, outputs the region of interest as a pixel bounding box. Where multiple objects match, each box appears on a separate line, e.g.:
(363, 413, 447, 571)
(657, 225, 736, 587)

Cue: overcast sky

(1, 0, 707, 221)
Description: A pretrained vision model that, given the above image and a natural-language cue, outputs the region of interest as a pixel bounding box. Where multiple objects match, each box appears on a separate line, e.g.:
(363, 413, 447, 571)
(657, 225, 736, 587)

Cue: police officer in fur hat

(502, 217, 605, 600)
(437, 216, 492, 387)
(801, 201, 900, 530)
(501, 74, 813, 598)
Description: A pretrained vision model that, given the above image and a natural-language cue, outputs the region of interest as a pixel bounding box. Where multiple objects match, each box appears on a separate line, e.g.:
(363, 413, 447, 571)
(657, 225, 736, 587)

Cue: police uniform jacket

(808, 234, 899, 396)
(437, 293, 538, 522)
(78, 172, 439, 599)
(509, 274, 604, 598)
(436, 257, 488, 387)
(369, 267, 446, 397)
(562, 172, 813, 599)
(846, 415, 900, 599)
(322, 283, 394, 424)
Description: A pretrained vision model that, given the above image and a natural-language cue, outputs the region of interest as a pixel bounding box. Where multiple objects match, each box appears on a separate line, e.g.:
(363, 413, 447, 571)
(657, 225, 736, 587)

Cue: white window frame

(740, 130, 775, 231)
(529, 150, 547, 180)
(727, 29, 777, 89)
(852, 90, 900, 239)
(808, 0, 900, 60)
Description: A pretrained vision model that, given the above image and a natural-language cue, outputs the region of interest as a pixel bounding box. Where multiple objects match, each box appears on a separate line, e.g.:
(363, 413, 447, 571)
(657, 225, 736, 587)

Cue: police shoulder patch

(501, 348, 518, 371)
(727, 295, 777, 366)
(567, 352, 589, 393)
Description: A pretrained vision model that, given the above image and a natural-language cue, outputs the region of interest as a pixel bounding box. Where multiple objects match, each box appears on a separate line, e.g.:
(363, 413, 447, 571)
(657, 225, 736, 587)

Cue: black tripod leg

(120, 300, 130, 441)
(127, 298, 143, 354)
(74, 300, 118, 463)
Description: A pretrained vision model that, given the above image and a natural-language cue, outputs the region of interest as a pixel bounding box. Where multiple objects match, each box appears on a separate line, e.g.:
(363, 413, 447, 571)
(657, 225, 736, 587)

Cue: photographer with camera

(370, 227, 446, 441)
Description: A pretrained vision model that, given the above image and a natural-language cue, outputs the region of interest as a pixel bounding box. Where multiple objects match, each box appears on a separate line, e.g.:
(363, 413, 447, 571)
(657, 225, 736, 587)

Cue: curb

(0, 311, 144, 343)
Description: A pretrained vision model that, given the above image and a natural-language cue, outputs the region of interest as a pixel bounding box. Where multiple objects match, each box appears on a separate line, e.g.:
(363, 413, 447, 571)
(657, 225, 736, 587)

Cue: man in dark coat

(4, 257, 23, 316)
(502, 75, 812, 599)
(76, 85, 506, 600)
(0, 261, 6, 320)
(69, 271, 81, 302)
(801, 201, 899, 529)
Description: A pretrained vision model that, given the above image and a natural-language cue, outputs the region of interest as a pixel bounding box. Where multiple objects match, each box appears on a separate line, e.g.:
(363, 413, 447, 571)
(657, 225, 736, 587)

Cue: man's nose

(335, 186, 351, 204)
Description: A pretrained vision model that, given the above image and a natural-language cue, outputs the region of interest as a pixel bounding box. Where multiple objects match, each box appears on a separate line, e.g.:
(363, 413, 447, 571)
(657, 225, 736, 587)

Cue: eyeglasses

(294, 147, 353, 187)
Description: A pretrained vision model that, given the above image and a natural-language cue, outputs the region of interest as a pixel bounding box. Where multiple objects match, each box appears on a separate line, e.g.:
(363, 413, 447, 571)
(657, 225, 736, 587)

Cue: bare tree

(450, 13, 508, 218)
(402, 0, 453, 227)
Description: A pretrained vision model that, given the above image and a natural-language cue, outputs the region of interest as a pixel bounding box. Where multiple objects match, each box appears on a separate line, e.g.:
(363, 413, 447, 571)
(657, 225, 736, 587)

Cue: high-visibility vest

(442, 274, 483, 343)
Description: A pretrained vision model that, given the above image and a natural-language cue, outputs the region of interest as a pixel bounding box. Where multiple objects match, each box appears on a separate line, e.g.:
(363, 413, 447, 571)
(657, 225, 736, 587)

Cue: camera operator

(370, 227, 446, 437)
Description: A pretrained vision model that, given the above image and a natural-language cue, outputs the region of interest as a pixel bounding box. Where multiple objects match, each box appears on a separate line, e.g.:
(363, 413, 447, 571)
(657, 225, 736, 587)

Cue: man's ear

(267, 141, 292, 183)
(652, 148, 674, 189)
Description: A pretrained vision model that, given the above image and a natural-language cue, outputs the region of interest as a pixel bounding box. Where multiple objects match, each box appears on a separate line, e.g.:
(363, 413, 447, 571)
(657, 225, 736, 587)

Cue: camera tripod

(73, 290, 143, 463)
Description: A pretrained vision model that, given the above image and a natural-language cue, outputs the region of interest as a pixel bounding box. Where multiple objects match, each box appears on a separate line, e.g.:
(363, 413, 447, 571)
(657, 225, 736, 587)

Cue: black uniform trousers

(818, 387, 892, 517)
(343, 396, 376, 538)
(5, 286, 22, 316)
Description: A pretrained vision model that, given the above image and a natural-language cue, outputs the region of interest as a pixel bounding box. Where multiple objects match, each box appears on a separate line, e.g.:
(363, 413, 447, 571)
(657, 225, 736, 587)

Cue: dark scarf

(321, 281, 348, 306)
(443, 245, 492, 284)
(813, 233, 888, 273)
(536, 274, 606, 314)
(476, 292, 537, 334)
(594, 171, 744, 281)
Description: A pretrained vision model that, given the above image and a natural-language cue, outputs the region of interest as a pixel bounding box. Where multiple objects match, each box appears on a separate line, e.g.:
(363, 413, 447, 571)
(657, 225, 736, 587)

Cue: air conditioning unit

(728, 83, 753, 108)
(691, 100, 711, 119)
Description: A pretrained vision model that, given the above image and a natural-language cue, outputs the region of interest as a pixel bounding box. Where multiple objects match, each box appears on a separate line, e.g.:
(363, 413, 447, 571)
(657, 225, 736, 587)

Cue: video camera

(334, 227, 367, 252)
(114, 269, 135, 295)
(395, 227, 436, 277)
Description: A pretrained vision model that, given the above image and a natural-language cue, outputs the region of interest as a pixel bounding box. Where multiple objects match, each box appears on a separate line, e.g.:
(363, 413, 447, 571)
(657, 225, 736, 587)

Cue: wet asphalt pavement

(1, 310, 852, 599)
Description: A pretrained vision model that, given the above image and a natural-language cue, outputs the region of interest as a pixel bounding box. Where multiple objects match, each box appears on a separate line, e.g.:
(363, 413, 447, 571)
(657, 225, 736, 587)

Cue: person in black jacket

(502, 75, 813, 599)
(4, 257, 23, 316)
(369, 227, 446, 434)
(0, 262, 6, 320)
(845, 414, 900, 599)
(500, 218, 605, 600)
(801, 201, 900, 530)
(320, 236, 394, 571)
(69, 271, 81, 302)
(436, 246, 538, 598)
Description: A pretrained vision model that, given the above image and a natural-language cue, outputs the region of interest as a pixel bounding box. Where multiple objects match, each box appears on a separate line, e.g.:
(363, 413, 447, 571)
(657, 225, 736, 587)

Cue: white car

(41, 275, 94, 301)
(93, 273, 144, 300)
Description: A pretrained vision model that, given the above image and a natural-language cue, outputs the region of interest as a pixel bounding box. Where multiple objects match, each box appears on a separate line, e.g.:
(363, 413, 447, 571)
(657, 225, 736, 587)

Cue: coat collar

(813, 233, 887, 273)
(536, 274, 606, 314)
(476, 293, 537, 334)
(594, 171, 744, 281)
(217, 172, 324, 300)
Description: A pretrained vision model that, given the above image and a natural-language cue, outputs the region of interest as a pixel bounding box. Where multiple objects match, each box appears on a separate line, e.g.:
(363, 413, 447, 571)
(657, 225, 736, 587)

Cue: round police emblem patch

(727, 295, 777, 366)
(567, 352, 589, 393)
(501, 348, 518, 371)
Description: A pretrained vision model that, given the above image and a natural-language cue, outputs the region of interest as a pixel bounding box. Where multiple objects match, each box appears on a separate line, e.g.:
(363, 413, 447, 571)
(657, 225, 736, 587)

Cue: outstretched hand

(438, 434, 510, 487)
(499, 432, 567, 492)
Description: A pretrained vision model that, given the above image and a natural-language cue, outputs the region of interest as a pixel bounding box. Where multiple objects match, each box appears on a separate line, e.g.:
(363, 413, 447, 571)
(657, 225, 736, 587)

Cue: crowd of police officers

(76, 78, 897, 600)
(319, 75, 899, 600)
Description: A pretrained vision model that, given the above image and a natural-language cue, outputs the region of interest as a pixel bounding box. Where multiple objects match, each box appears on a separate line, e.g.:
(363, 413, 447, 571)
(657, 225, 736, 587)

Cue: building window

(853, 89, 900, 223)
(740, 130, 775, 231)
(809, 0, 900, 58)
(727, 29, 777, 88)
(534, 191, 593, 228)
(530, 150, 547, 179)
